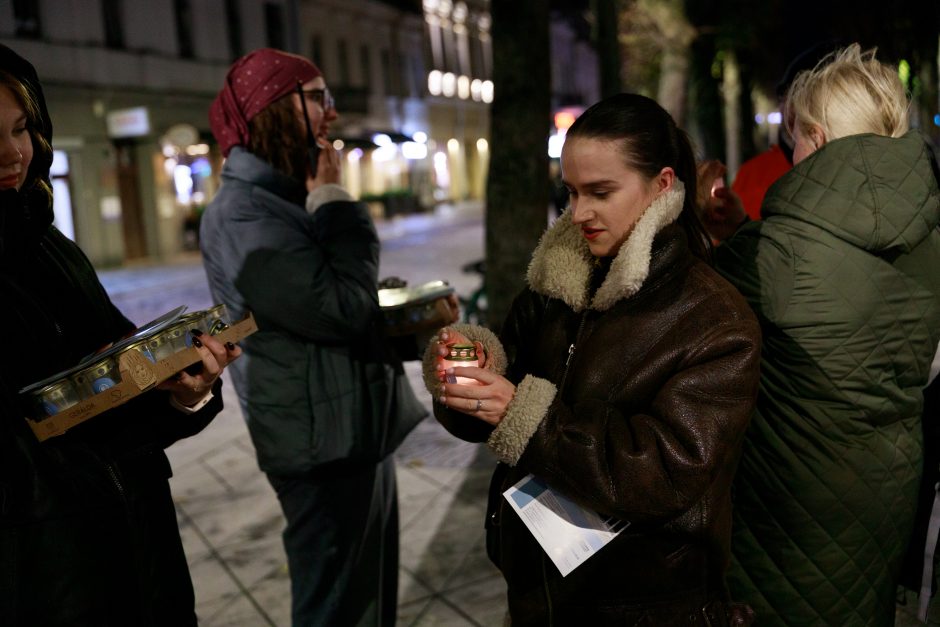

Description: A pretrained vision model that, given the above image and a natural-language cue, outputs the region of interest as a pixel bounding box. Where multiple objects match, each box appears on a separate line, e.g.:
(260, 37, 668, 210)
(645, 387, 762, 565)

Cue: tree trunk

(485, 0, 552, 334)
(646, 0, 694, 125)
(721, 50, 741, 179)
(687, 33, 724, 161)
(593, 0, 623, 98)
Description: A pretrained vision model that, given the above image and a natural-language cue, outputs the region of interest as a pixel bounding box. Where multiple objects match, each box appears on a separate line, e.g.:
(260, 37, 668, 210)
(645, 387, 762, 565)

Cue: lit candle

(442, 343, 480, 385)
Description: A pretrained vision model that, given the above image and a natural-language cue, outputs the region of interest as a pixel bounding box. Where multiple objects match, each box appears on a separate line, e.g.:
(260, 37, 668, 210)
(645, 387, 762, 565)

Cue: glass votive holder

(71, 357, 121, 398)
(442, 343, 480, 385)
(27, 379, 81, 420)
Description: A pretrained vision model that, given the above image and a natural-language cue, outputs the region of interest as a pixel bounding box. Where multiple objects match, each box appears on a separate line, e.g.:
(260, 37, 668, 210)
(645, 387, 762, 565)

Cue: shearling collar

(526, 182, 685, 312)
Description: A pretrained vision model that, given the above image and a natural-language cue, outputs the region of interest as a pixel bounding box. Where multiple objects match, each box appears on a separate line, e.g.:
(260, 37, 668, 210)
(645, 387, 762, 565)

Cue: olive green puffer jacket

(716, 130, 940, 626)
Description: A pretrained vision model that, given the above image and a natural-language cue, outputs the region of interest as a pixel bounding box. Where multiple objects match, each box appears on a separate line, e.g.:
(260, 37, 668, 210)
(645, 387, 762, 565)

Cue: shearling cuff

(487, 374, 556, 466)
(306, 184, 354, 214)
(422, 323, 507, 396)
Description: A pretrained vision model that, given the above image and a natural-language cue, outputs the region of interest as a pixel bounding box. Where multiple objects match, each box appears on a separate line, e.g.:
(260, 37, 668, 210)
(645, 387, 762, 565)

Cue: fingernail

(192, 337, 203, 348)
(438, 396, 446, 404)
(191, 329, 204, 337)
(225, 342, 236, 350)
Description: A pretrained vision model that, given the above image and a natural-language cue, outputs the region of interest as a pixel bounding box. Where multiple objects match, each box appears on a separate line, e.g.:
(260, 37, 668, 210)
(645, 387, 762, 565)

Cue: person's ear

(655, 167, 675, 194)
(809, 124, 827, 150)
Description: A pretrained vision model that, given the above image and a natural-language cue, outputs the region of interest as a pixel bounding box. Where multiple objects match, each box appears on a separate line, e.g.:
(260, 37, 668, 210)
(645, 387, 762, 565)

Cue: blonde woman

(707, 44, 940, 626)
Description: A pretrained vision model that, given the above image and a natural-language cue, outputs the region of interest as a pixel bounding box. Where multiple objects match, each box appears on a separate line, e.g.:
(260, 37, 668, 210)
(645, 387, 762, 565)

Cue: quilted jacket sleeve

(713, 220, 795, 324)
(232, 192, 381, 342)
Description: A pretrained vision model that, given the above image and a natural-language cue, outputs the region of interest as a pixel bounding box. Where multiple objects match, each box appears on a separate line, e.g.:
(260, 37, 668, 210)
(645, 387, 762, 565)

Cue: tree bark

(484, 1, 552, 334)
(592, 0, 623, 98)
(687, 33, 725, 161)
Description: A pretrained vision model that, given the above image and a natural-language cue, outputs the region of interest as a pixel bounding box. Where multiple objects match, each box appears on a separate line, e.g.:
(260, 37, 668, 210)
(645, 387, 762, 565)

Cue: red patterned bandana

(209, 48, 321, 157)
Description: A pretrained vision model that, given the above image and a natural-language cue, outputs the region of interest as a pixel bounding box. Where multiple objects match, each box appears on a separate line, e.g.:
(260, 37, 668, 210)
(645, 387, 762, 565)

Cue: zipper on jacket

(105, 462, 127, 502)
(37, 240, 67, 341)
(557, 312, 589, 392)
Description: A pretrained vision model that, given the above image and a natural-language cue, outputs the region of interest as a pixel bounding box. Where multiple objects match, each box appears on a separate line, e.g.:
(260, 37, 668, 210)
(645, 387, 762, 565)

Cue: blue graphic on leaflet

(510, 476, 549, 508)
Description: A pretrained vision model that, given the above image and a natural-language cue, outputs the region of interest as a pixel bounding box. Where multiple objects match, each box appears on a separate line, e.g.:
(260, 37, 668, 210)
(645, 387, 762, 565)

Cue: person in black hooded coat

(0, 45, 241, 626)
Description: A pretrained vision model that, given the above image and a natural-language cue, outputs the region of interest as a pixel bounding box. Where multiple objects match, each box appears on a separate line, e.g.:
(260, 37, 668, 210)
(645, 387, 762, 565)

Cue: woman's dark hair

(566, 93, 712, 261)
(247, 94, 308, 183)
(0, 68, 53, 208)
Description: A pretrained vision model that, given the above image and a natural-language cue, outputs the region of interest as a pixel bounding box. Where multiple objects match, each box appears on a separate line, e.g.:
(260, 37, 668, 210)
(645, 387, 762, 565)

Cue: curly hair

(246, 94, 308, 183)
(785, 44, 909, 142)
(0, 68, 53, 207)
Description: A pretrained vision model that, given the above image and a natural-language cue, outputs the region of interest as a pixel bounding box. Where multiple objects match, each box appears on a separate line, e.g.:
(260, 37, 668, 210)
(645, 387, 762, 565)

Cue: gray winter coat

(200, 148, 426, 476)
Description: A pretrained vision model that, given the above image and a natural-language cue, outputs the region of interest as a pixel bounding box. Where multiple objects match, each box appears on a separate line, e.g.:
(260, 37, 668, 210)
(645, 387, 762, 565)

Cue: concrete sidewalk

(165, 364, 506, 626)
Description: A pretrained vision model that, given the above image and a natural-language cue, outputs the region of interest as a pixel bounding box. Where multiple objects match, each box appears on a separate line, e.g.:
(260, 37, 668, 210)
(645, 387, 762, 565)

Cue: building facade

(0, 0, 298, 265)
(299, 0, 494, 211)
(1, 0, 597, 266)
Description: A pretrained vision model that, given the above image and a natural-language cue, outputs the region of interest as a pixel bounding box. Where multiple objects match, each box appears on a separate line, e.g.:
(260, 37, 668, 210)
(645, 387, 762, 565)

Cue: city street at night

(5, 0, 939, 621)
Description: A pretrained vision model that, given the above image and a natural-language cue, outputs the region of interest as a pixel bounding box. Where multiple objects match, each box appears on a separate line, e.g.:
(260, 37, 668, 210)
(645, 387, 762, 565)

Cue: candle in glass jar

(442, 343, 480, 385)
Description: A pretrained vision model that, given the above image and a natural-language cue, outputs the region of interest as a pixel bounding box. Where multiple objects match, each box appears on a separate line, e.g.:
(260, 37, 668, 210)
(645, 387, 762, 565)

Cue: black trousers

(268, 457, 399, 627)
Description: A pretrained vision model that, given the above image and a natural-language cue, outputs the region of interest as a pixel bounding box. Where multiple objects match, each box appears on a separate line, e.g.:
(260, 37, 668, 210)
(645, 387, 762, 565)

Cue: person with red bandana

(199, 48, 448, 626)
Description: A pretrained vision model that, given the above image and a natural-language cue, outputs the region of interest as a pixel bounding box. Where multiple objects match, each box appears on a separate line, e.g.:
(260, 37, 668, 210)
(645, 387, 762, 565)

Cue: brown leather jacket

(427, 189, 761, 626)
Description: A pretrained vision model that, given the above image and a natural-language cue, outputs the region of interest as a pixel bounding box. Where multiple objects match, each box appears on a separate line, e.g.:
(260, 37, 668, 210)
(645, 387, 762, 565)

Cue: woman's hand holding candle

(435, 327, 515, 426)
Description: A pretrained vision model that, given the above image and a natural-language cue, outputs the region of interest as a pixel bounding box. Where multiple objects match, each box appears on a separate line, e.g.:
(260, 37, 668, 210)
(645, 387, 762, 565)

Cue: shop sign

(106, 107, 151, 138)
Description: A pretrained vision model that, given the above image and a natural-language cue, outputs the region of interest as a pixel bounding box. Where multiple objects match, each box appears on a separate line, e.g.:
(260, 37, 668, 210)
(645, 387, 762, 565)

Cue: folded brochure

(503, 474, 629, 577)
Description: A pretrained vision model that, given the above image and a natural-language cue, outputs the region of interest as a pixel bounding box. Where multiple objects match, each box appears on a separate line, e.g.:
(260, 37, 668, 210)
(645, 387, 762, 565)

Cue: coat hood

(762, 130, 940, 253)
(526, 182, 686, 312)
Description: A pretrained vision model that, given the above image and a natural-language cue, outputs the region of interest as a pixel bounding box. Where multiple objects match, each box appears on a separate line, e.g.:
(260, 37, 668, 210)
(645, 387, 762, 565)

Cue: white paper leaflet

(503, 474, 628, 577)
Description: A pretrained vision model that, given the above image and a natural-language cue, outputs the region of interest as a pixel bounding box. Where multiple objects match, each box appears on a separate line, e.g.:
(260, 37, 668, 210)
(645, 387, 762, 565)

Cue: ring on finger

(475, 398, 483, 412)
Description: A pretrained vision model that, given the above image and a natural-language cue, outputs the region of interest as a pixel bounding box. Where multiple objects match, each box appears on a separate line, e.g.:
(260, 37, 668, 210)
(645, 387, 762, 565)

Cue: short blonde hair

(785, 44, 909, 142)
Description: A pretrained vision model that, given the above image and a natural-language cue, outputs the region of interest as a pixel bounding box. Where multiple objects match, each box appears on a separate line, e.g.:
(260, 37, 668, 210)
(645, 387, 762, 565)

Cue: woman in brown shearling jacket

(423, 94, 761, 626)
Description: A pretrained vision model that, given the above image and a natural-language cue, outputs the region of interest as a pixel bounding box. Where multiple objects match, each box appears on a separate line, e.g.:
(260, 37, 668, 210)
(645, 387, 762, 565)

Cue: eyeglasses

(299, 87, 335, 112)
